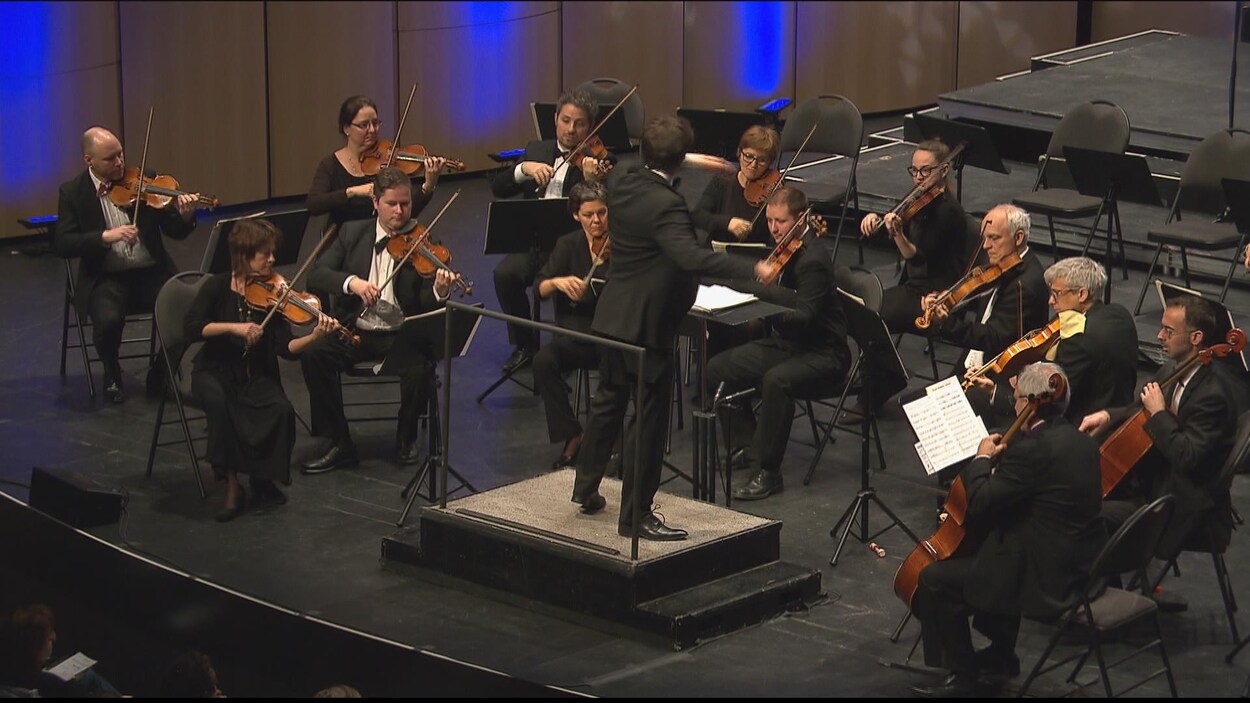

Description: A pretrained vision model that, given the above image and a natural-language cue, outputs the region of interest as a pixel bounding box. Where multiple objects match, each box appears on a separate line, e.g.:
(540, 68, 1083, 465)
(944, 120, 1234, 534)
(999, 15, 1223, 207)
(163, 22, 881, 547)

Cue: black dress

(691, 175, 771, 245)
(879, 192, 972, 333)
(307, 153, 434, 229)
(185, 274, 297, 484)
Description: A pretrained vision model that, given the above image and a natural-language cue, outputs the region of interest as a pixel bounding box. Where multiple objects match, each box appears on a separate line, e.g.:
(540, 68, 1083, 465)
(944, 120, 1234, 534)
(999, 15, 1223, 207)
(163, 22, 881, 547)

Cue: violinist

(533, 182, 613, 470)
(307, 95, 446, 229)
(54, 126, 200, 404)
(912, 362, 1104, 697)
(861, 139, 976, 334)
(300, 168, 461, 474)
(691, 125, 778, 246)
(705, 187, 850, 501)
(491, 90, 611, 375)
(185, 219, 342, 522)
(1080, 295, 1246, 575)
(922, 204, 1048, 375)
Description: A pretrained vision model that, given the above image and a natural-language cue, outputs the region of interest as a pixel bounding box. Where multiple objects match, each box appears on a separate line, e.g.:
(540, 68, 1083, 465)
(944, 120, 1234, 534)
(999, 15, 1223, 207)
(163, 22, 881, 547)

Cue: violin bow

(128, 106, 156, 232)
(747, 120, 820, 230)
(369, 189, 461, 299)
(549, 84, 638, 176)
(252, 222, 341, 335)
(383, 83, 418, 170)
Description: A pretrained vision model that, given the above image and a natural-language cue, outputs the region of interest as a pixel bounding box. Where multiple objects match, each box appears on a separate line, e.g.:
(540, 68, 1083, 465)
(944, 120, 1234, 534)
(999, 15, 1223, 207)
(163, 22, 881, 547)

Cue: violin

(915, 250, 1023, 330)
(243, 272, 360, 347)
(756, 208, 827, 286)
(108, 166, 220, 211)
(581, 236, 610, 288)
(384, 224, 474, 296)
(743, 169, 782, 208)
(961, 317, 1062, 390)
(894, 371, 1066, 607)
(865, 142, 965, 239)
(566, 135, 613, 177)
(1097, 328, 1246, 497)
(745, 121, 821, 230)
(360, 140, 466, 176)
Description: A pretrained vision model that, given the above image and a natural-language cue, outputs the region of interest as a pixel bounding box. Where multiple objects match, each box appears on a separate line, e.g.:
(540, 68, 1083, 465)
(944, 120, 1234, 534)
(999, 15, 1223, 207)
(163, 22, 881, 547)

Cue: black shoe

(398, 440, 421, 466)
(974, 647, 1020, 682)
(911, 672, 981, 698)
(104, 381, 125, 404)
(552, 453, 578, 471)
(215, 488, 247, 523)
(734, 470, 783, 501)
(301, 442, 359, 475)
(574, 491, 606, 515)
(502, 347, 534, 373)
(619, 513, 687, 541)
(606, 452, 623, 478)
(248, 479, 287, 508)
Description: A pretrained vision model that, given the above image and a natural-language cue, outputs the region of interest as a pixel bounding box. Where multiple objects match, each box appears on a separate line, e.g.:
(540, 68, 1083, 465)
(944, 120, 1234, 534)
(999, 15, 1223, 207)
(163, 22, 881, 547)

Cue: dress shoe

(911, 672, 981, 698)
(502, 347, 534, 373)
(398, 440, 421, 466)
(619, 513, 687, 541)
(248, 478, 287, 508)
(301, 442, 359, 475)
(215, 488, 247, 523)
(103, 381, 125, 404)
(606, 452, 623, 478)
(552, 453, 578, 471)
(574, 491, 606, 515)
(734, 470, 783, 501)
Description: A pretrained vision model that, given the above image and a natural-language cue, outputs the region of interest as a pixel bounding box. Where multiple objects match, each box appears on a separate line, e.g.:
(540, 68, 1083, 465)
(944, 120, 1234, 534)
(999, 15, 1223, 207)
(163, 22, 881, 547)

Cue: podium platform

(381, 469, 822, 648)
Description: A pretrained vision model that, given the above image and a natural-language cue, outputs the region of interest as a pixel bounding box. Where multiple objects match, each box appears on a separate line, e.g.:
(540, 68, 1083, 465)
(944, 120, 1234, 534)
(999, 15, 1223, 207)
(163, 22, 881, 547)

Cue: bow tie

(375, 237, 390, 254)
(96, 182, 110, 198)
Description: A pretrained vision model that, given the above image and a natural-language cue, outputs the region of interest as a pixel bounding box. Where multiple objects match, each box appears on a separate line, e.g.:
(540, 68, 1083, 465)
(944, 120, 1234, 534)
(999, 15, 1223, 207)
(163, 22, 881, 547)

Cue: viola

(915, 250, 1023, 330)
(244, 273, 359, 347)
(756, 208, 827, 286)
(893, 371, 1066, 607)
(961, 317, 1062, 390)
(865, 142, 965, 239)
(360, 140, 466, 176)
(108, 166, 220, 211)
(1097, 328, 1246, 497)
(743, 169, 782, 208)
(384, 224, 474, 296)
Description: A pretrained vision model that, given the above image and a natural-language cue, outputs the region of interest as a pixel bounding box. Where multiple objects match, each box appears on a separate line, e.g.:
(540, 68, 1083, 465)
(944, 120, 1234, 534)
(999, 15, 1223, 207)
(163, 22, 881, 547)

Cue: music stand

(910, 113, 1011, 203)
(532, 102, 632, 152)
(200, 209, 311, 274)
(1064, 146, 1163, 302)
(1154, 279, 1249, 373)
(677, 108, 766, 161)
(827, 291, 916, 567)
(391, 304, 485, 527)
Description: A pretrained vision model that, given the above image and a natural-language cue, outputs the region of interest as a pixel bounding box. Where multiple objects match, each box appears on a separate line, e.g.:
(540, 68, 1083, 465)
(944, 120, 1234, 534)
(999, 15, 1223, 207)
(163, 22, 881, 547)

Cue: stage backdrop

(1, 0, 1235, 234)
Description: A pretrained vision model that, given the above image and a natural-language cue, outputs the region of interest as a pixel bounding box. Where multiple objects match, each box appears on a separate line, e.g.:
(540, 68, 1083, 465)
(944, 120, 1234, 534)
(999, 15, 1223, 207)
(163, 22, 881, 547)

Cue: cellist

(912, 362, 1105, 697)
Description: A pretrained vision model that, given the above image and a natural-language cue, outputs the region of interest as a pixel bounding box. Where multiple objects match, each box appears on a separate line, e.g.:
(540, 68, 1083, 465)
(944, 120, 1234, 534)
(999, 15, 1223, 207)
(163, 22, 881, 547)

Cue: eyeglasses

(739, 152, 770, 166)
(906, 165, 938, 178)
(1048, 287, 1078, 298)
(350, 120, 382, 131)
(1159, 325, 1186, 339)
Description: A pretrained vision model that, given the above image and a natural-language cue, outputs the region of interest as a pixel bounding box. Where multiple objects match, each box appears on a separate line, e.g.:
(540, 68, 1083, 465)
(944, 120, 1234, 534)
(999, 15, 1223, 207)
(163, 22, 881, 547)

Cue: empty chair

(779, 95, 864, 264)
(574, 77, 644, 143)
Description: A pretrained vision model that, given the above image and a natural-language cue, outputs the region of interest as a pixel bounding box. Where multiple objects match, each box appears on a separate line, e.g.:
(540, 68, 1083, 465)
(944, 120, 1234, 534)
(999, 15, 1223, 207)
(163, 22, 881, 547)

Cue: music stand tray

(201, 209, 312, 274)
(1063, 147, 1162, 207)
(910, 113, 1010, 175)
(532, 102, 632, 151)
(677, 108, 766, 161)
(484, 198, 578, 256)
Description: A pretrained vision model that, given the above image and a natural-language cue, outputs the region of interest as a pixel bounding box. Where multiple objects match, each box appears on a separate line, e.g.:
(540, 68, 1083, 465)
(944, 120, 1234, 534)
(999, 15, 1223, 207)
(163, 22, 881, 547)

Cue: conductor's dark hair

(642, 115, 694, 173)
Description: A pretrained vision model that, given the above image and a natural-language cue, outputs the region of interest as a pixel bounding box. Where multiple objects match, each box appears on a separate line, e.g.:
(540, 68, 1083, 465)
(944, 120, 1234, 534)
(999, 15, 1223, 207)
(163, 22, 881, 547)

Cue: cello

(893, 371, 1067, 607)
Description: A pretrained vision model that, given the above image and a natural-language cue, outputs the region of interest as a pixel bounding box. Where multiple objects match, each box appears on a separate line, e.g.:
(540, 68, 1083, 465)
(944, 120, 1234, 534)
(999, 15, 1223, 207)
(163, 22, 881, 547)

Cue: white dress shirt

(343, 220, 448, 304)
(513, 144, 572, 199)
(90, 169, 155, 272)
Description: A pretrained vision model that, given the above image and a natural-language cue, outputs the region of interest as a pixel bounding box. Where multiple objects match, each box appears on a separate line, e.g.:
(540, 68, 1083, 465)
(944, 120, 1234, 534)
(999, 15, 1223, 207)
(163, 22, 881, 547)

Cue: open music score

(902, 376, 989, 475)
(691, 284, 757, 314)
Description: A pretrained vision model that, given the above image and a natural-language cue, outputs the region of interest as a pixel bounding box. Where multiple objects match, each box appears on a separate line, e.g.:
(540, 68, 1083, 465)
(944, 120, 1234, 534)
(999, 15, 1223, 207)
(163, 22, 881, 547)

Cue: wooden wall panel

(797, 2, 958, 114)
(398, 1, 557, 30)
(682, 1, 797, 112)
(397, 2, 562, 173)
(267, 1, 397, 198)
(1, 2, 120, 231)
(562, 2, 683, 124)
(957, 2, 1078, 87)
(1092, 1, 1238, 42)
(120, 1, 267, 206)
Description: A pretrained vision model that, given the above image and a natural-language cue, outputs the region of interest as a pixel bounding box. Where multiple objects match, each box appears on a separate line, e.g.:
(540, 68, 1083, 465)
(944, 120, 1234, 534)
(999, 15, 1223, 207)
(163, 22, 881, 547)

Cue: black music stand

(1064, 146, 1162, 302)
(828, 291, 916, 567)
(200, 209, 311, 274)
(532, 102, 632, 152)
(392, 304, 484, 527)
(910, 113, 1011, 203)
(677, 108, 767, 161)
(478, 198, 579, 402)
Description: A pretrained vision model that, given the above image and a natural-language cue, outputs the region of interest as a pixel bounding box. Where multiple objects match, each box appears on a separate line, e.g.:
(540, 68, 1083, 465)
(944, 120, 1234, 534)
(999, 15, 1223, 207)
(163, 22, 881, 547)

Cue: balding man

(55, 127, 199, 403)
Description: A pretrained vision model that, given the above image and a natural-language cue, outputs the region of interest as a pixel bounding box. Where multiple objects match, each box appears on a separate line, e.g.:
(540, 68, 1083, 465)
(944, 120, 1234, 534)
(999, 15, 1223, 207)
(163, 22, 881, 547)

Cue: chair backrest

(780, 95, 863, 158)
(834, 265, 883, 313)
(1218, 409, 1250, 487)
(1173, 129, 1250, 217)
(154, 271, 212, 385)
(1046, 100, 1130, 158)
(575, 77, 645, 141)
(1088, 494, 1176, 589)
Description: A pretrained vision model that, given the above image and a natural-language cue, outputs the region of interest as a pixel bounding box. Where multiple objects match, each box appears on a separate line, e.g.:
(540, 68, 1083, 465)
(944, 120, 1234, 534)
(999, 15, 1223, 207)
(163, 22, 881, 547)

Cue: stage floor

(4, 175, 1250, 695)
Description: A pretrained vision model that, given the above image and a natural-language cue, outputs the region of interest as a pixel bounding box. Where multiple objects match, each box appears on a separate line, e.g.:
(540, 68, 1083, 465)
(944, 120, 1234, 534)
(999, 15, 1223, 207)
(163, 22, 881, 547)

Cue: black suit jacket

(492, 139, 589, 200)
(308, 218, 440, 321)
(1053, 301, 1138, 423)
(941, 250, 1049, 361)
(54, 169, 196, 316)
(961, 417, 1106, 618)
(738, 244, 849, 360)
(591, 165, 756, 354)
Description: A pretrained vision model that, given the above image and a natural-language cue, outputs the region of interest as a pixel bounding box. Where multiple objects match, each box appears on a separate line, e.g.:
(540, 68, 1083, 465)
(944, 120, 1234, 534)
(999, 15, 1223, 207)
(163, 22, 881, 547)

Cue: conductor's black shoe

(911, 672, 981, 698)
(734, 470, 783, 501)
(576, 492, 606, 515)
(104, 381, 125, 404)
(301, 442, 359, 475)
(619, 513, 687, 541)
(502, 347, 533, 373)
(398, 441, 421, 466)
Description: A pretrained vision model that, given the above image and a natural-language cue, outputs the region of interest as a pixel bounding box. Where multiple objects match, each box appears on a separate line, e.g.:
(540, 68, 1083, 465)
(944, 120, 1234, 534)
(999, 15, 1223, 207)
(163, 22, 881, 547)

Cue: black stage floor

(4, 168, 1250, 696)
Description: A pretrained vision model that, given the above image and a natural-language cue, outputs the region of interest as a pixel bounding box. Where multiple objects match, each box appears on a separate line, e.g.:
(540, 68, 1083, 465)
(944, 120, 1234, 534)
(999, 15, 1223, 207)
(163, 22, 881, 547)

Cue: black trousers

(913, 557, 1021, 676)
(493, 250, 548, 351)
(87, 265, 166, 381)
(299, 330, 432, 446)
(705, 338, 846, 474)
(532, 335, 599, 443)
(572, 346, 672, 529)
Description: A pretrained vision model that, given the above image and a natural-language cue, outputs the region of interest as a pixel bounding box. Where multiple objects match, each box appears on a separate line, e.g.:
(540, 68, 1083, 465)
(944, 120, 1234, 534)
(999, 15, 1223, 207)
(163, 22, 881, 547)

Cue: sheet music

(902, 376, 988, 475)
(45, 652, 96, 681)
(691, 284, 757, 313)
(710, 240, 769, 254)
